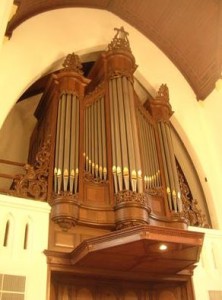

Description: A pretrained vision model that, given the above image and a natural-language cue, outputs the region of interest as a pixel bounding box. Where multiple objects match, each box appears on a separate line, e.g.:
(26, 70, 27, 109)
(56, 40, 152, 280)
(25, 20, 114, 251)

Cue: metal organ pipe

(128, 79, 143, 192)
(54, 98, 62, 193)
(74, 97, 79, 194)
(122, 77, 136, 190)
(165, 123, 182, 211)
(84, 97, 107, 182)
(63, 94, 71, 192)
(97, 99, 103, 179)
(160, 122, 177, 211)
(54, 93, 80, 194)
(157, 123, 172, 211)
(70, 94, 77, 193)
(109, 80, 118, 193)
(109, 76, 145, 194)
(101, 97, 107, 180)
(157, 121, 182, 212)
(57, 94, 66, 193)
(112, 78, 123, 192)
(117, 77, 129, 191)
(137, 108, 161, 191)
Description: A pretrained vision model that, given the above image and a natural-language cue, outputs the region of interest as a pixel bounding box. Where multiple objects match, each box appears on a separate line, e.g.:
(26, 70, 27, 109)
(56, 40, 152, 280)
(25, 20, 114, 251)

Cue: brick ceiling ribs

(6, 0, 222, 100)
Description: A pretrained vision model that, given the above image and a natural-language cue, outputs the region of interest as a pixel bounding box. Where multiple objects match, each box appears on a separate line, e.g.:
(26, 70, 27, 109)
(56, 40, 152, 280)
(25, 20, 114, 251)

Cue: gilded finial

(62, 53, 83, 74)
(108, 26, 131, 52)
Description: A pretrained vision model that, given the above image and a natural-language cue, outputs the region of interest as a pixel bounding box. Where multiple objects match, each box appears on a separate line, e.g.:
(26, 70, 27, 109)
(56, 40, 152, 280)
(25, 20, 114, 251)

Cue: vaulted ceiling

(6, 0, 222, 100)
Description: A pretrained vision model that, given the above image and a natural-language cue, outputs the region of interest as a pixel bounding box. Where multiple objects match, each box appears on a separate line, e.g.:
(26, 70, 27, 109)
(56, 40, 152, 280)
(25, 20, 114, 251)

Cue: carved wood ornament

(10, 136, 51, 200)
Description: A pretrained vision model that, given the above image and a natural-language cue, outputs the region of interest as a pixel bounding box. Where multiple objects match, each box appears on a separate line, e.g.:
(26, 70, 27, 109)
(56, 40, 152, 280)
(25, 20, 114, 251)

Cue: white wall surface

(190, 226, 222, 300)
(0, 195, 50, 300)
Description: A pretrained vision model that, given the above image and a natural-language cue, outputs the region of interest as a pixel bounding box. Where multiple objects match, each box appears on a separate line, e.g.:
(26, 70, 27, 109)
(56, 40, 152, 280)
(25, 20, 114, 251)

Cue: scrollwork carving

(116, 190, 149, 208)
(145, 187, 164, 197)
(10, 137, 51, 201)
(84, 172, 107, 185)
(116, 220, 148, 231)
(177, 161, 209, 228)
(107, 70, 135, 83)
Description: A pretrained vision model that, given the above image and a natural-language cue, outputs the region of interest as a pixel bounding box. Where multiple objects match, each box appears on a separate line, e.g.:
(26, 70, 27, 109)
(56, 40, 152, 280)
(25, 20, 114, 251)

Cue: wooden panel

(148, 194, 166, 216)
(84, 182, 109, 206)
(51, 275, 193, 300)
(48, 222, 110, 251)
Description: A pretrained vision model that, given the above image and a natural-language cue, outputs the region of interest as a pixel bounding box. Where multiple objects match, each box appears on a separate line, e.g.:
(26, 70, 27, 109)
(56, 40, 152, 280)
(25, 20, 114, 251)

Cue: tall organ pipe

(157, 123, 172, 210)
(70, 94, 77, 193)
(109, 76, 144, 193)
(54, 98, 62, 193)
(97, 99, 103, 179)
(117, 77, 129, 190)
(128, 79, 142, 192)
(109, 81, 118, 193)
(84, 97, 107, 182)
(137, 109, 161, 190)
(57, 94, 66, 193)
(112, 78, 123, 191)
(101, 97, 107, 180)
(63, 94, 71, 192)
(160, 122, 177, 211)
(74, 97, 79, 193)
(54, 93, 80, 194)
(165, 123, 182, 211)
(94, 101, 98, 177)
(122, 77, 136, 188)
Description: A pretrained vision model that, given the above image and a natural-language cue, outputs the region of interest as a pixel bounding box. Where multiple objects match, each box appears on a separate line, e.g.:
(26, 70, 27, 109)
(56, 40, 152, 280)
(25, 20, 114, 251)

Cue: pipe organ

(28, 26, 187, 230)
(25, 27, 204, 300)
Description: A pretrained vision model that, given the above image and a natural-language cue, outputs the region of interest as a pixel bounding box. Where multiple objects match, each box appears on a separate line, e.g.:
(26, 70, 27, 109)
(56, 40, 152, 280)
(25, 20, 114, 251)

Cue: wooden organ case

(27, 28, 204, 300)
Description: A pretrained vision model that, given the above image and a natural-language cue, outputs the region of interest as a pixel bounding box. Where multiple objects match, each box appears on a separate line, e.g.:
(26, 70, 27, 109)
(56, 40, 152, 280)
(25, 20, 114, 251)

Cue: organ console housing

(11, 27, 205, 300)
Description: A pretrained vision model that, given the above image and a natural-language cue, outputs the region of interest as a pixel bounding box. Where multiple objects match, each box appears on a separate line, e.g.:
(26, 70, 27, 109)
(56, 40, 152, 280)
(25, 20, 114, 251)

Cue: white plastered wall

(189, 226, 222, 300)
(0, 194, 50, 300)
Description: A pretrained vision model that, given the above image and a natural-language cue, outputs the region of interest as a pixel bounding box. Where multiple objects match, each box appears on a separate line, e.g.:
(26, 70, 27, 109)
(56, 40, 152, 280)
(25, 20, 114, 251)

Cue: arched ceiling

(6, 0, 222, 100)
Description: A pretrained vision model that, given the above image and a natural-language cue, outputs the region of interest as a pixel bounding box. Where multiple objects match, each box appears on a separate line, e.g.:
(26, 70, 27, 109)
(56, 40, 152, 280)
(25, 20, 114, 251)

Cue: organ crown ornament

(62, 52, 83, 74)
(108, 26, 131, 52)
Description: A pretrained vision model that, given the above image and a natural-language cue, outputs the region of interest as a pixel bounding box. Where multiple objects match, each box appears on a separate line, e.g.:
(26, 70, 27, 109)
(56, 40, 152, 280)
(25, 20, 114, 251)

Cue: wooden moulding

(50, 193, 80, 231)
(114, 190, 151, 230)
(44, 224, 204, 282)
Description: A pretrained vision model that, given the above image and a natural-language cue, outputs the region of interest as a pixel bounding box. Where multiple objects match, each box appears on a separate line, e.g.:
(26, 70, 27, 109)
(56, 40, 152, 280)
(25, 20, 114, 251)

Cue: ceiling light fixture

(159, 244, 168, 251)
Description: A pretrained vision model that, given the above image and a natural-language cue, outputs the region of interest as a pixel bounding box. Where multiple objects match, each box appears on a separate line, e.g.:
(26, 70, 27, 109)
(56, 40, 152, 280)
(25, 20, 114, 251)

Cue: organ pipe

(109, 76, 145, 193)
(54, 93, 80, 194)
(84, 97, 107, 181)
(149, 84, 182, 213)
(157, 123, 172, 210)
(137, 108, 161, 191)
(101, 97, 107, 180)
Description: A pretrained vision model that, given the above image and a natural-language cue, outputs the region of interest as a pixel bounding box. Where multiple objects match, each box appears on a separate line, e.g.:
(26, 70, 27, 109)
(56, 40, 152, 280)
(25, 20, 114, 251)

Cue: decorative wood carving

(177, 162, 209, 228)
(10, 136, 51, 201)
(62, 53, 83, 74)
(146, 84, 173, 122)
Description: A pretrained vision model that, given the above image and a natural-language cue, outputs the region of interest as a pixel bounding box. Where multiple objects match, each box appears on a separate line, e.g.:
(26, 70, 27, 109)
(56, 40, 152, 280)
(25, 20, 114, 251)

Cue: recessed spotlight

(159, 244, 168, 251)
